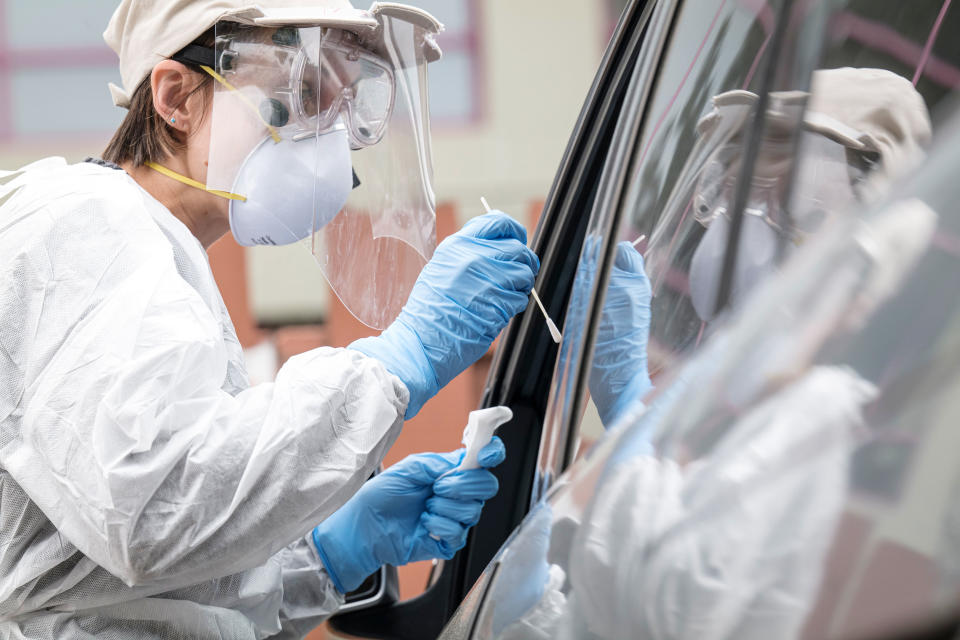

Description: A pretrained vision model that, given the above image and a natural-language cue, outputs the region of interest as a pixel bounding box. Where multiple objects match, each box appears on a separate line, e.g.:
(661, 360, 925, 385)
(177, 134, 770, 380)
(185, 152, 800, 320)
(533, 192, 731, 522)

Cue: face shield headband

(688, 130, 870, 323)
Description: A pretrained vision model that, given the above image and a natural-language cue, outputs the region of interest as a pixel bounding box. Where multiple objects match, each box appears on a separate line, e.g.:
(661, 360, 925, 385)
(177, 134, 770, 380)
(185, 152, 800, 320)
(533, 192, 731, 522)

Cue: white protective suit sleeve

(273, 533, 346, 639)
(0, 160, 409, 594)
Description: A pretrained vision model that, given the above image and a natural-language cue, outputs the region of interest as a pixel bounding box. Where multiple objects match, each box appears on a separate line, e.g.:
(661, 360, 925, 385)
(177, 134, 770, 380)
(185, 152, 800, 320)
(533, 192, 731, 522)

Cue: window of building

(0, 0, 123, 142)
(411, 0, 485, 125)
(0, 0, 486, 143)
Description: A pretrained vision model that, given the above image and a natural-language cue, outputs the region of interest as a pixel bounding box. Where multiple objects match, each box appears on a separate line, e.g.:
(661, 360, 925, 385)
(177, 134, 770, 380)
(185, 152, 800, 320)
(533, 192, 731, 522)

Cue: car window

(538, 0, 960, 487)
(536, 0, 780, 490)
(451, 73, 960, 640)
(439, 0, 960, 637)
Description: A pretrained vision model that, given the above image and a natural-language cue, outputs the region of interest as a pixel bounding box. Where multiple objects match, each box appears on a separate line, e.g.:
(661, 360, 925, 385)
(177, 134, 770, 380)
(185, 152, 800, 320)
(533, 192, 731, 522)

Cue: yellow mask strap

(144, 161, 247, 202)
(200, 65, 282, 144)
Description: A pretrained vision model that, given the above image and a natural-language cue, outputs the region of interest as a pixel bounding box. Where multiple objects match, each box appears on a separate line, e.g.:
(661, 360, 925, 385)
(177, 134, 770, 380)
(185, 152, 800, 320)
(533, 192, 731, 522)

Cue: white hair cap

(103, 0, 442, 108)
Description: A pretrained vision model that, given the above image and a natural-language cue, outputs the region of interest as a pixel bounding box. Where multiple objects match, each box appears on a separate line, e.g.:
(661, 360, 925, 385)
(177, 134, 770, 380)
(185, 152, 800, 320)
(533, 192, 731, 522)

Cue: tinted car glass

(541, 0, 960, 483)
(452, 86, 960, 640)
(537, 0, 786, 490)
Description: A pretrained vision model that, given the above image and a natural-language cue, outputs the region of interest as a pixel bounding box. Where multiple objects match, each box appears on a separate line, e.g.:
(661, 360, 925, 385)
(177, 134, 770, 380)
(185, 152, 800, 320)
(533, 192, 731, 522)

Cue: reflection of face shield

(197, 12, 438, 329)
(645, 85, 876, 326)
(689, 130, 865, 322)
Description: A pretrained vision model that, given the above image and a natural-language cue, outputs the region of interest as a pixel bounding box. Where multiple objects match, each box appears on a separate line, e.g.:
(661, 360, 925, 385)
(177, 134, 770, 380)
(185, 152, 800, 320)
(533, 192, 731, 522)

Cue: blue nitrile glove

(589, 241, 654, 427)
(350, 212, 539, 419)
(312, 437, 507, 593)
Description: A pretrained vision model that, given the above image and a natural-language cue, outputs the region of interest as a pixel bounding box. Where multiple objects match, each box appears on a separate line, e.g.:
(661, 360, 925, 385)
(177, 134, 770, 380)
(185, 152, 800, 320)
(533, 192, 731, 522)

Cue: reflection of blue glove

(350, 212, 539, 419)
(490, 501, 553, 636)
(589, 241, 654, 427)
(312, 438, 506, 593)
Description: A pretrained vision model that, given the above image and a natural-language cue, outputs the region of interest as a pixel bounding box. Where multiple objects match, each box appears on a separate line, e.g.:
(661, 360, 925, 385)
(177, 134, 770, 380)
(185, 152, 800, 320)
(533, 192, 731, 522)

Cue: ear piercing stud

(170, 117, 176, 123)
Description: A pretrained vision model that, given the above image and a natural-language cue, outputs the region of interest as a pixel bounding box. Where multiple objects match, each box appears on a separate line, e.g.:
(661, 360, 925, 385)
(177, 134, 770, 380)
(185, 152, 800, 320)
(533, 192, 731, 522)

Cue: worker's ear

(151, 60, 208, 140)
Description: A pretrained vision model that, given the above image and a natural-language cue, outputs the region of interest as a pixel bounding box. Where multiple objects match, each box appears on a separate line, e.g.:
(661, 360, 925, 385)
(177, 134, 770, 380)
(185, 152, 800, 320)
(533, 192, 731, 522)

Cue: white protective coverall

(0, 158, 408, 639)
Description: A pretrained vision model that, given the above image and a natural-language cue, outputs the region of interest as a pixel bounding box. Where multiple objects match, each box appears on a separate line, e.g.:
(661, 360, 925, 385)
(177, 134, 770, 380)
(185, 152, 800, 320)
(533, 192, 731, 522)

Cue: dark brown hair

(102, 28, 216, 167)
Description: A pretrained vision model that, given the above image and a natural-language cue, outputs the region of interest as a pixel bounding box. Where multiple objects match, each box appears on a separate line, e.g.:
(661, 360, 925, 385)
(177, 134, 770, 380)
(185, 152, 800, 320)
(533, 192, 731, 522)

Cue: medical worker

(0, 1, 539, 638)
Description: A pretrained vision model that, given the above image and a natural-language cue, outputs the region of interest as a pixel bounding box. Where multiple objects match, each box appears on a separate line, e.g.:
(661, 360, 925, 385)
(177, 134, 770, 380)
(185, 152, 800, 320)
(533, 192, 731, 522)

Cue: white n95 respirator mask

(688, 210, 781, 322)
(229, 126, 353, 246)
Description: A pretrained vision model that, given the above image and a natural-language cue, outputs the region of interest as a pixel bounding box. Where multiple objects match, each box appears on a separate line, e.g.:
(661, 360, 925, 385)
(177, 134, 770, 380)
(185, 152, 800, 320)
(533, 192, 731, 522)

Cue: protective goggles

(174, 27, 395, 149)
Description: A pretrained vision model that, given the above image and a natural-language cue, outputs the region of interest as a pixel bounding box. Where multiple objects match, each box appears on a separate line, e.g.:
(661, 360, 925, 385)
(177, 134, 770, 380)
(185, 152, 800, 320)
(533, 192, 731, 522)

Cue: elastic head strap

(144, 161, 247, 202)
(171, 42, 282, 144)
(198, 65, 282, 144)
(170, 44, 216, 70)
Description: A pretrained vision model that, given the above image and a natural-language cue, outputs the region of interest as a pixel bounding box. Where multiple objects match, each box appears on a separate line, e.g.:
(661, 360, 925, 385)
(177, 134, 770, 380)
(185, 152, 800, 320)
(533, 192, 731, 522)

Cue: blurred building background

(0, 0, 619, 636)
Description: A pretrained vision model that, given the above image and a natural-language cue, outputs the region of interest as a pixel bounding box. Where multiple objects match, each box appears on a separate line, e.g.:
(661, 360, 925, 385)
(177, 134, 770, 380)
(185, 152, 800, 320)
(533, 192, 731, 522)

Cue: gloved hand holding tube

(430, 406, 514, 541)
(350, 212, 540, 419)
(312, 438, 507, 594)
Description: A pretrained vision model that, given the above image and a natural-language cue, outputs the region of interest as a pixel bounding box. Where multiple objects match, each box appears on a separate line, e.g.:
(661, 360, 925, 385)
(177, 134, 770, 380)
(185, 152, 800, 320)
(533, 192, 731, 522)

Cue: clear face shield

(203, 18, 436, 329)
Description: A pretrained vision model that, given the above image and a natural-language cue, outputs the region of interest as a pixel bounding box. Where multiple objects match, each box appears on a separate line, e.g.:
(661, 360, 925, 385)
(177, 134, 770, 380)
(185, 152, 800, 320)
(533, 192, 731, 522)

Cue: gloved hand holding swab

(480, 197, 562, 344)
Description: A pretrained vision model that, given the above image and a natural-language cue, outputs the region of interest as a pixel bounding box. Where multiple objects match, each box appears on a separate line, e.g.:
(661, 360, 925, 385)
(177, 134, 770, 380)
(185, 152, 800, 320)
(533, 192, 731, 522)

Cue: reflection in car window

(445, 1, 960, 639)
(538, 0, 781, 486)
(548, 0, 959, 475)
(625, 0, 959, 413)
(456, 95, 960, 640)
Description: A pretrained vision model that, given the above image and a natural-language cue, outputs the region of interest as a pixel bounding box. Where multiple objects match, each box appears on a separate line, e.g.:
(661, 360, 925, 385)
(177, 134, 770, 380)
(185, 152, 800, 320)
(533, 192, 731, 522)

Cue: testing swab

(430, 406, 514, 541)
(632, 234, 647, 248)
(531, 289, 562, 344)
(480, 197, 562, 344)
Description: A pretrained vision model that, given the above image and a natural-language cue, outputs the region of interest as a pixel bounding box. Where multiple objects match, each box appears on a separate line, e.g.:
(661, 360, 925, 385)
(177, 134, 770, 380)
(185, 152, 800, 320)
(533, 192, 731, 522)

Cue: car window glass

(609, 0, 960, 442)
(456, 81, 960, 640)
(447, 1, 960, 637)
(537, 0, 780, 488)
(546, 0, 960, 478)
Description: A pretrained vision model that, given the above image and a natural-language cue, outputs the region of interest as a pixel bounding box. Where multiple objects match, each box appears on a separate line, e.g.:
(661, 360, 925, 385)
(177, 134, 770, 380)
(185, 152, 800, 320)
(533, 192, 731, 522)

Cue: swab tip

(546, 318, 562, 344)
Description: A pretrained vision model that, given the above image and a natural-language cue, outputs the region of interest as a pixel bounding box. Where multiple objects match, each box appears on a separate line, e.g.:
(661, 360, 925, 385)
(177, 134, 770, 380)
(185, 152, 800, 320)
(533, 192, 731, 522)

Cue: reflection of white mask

(689, 212, 781, 322)
(229, 126, 353, 246)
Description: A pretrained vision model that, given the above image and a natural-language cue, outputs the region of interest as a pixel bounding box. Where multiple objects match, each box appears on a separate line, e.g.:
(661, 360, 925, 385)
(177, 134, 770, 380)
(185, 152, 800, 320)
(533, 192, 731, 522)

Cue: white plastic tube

(430, 406, 514, 541)
(455, 406, 514, 471)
